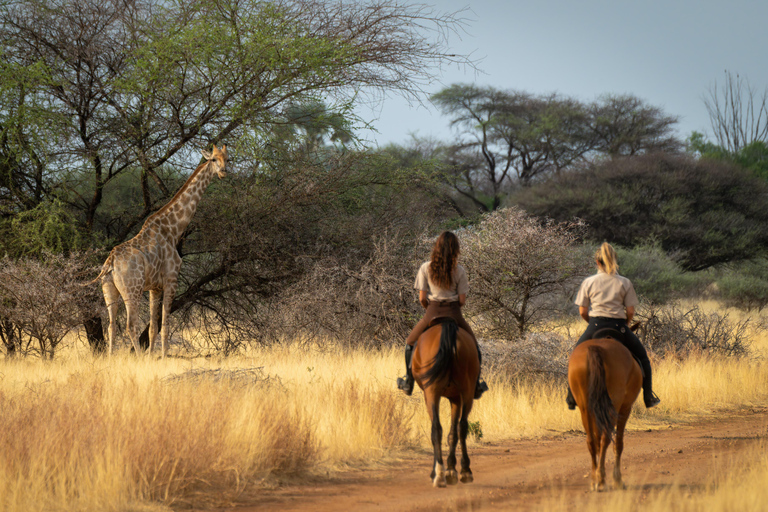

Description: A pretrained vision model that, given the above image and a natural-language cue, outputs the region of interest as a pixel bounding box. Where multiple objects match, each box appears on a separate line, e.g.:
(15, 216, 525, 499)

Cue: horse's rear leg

(426, 395, 446, 488)
(459, 398, 474, 484)
(596, 432, 611, 491)
(613, 407, 632, 489)
(581, 411, 600, 491)
(445, 399, 461, 485)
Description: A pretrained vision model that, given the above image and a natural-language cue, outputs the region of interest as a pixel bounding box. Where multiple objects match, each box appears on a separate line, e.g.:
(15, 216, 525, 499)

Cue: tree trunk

(84, 316, 107, 354)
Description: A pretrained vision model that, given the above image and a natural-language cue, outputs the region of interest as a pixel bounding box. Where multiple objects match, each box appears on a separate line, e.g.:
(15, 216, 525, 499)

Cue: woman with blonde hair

(566, 242, 661, 409)
(397, 231, 488, 398)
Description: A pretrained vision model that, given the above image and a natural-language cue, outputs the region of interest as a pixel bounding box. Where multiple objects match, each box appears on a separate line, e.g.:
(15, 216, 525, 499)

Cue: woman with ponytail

(397, 231, 488, 398)
(567, 242, 661, 409)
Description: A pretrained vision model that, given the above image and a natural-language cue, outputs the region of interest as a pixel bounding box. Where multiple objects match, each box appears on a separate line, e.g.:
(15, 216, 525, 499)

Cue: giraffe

(92, 144, 228, 357)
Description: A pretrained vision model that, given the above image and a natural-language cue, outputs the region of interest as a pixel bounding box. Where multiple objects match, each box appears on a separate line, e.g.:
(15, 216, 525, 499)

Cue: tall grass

(2, 312, 768, 510)
(536, 441, 768, 512)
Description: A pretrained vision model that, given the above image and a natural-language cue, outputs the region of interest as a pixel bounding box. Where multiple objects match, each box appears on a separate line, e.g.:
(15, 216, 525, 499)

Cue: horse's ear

(202, 149, 212, 160)
(630, 321, 641, 332)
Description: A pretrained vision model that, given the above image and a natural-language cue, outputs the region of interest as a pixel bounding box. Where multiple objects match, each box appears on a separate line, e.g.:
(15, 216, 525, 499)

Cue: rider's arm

(458, 293, 466, 307)
(419, 290, 429, 309)
(625, 306, 635, 323)
(579, 306, 590, 322)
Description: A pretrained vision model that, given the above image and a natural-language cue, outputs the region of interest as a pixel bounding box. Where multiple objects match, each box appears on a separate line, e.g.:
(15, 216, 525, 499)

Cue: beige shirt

(414, 261, 469, 302)
(575, 270, 639, 319)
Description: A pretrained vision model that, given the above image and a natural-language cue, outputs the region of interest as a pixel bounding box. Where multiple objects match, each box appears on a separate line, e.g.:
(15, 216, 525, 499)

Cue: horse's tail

(83, 251, 114, 287)
(422, 320, 458, 388)
(587, 345, 617, 442)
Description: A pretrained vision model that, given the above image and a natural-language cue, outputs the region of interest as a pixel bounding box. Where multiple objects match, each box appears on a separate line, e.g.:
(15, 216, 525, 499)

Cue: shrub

(270, 231, 424, 348)
(637, 302, 753, 357)
(512, 153, 768, 271)
(460, 207, 591, 339)
(0, 252, 103, 358)
(480, 331, 571, 380)
(617, 244, 708, 303)
(715, 258, 768, 311)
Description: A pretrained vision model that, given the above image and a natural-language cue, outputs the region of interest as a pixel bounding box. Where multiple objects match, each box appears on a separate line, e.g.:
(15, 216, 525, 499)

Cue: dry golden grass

(536, 441, 768, 512)
(2, 306, 768, 510)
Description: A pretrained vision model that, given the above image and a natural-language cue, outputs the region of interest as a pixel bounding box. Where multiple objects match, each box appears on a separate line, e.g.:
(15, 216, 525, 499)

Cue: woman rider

(567, 242, 661, 409)
(397, 231, 488, 398)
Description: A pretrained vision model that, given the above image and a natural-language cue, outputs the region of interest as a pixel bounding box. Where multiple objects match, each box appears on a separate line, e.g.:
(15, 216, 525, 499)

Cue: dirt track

(215, 408, 768, 512)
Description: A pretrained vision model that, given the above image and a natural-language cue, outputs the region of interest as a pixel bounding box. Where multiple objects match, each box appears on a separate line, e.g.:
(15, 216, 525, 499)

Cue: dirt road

(217, 408, 768, 512)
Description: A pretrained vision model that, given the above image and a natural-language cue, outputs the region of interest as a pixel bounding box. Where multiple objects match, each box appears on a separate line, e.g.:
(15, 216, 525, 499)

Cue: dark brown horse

(412, 319, 479, 488)
(568, 336, 642, 491)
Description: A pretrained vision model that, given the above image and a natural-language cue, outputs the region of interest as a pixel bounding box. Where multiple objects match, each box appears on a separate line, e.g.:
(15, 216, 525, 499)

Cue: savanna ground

(2, 302, 768, 512)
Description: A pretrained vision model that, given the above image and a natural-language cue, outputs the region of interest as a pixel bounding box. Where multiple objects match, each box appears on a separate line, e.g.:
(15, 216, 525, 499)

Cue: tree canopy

(0, 0, 471, 352)
(428, 84, 682, 212)
(512, 153, 768, 271)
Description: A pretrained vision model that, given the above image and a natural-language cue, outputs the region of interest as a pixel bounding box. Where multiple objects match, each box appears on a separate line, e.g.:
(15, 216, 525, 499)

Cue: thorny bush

(460, 207, 590, 340)
(0, 252, 103, 358)
(637, 301, 753, 358)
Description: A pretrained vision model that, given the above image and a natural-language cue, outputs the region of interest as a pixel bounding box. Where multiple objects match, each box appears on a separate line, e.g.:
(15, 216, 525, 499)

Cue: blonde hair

(595, 242, 619, 274)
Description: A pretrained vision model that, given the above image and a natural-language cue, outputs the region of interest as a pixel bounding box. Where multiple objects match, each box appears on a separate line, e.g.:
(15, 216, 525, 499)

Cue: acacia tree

(0, 0, 472, 353)
(589, 94, 681, 156)
(460, 207, 590, 338)
(431, 85, 680, 205)
(704, 71, 768, 153)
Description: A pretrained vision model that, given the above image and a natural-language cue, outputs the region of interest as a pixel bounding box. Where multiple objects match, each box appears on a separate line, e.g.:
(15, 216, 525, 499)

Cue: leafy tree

(589, 94, 681, 156)
(512, 153, 768, 271)
(431, 85, 595, 201)
(0, 0, 472, 353)
(689, 131, 768, 180)
(430, 85, 682, 210)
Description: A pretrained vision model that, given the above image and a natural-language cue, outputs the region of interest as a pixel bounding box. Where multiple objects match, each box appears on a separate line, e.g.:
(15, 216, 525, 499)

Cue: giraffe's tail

(84, 251, 115, 286)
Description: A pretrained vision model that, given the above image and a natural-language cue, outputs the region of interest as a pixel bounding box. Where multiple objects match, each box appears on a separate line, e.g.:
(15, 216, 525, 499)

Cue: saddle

(427, 316, 457, 329)
(592, 327, 645, 378)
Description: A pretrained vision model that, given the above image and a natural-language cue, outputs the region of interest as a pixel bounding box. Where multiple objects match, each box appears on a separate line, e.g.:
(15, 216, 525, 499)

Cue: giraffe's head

(202, 144, 228, 179)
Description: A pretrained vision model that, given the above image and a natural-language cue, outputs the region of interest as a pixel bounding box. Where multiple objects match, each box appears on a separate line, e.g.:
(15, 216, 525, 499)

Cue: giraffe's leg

(160, 281, 176, 359)
(148, 289, 161, 355)
(123, 297, 143, 355)
(102, 280, 121, 356)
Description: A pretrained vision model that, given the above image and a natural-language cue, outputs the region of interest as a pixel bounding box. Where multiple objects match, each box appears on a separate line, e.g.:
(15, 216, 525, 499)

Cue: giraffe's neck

(149, 160, 218, 244)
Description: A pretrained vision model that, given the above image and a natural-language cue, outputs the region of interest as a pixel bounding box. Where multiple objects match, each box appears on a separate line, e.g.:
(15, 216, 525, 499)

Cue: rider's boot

(566, 385, 577, 410)
(396, 344, 415, 396)
(474, 343, 489, 399)
(641, 359, 661, 408)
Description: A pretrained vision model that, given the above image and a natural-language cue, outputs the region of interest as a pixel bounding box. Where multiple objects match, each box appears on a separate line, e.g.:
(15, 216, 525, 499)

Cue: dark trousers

(406, 301, 477, 347)
(575, 317, 649, 365)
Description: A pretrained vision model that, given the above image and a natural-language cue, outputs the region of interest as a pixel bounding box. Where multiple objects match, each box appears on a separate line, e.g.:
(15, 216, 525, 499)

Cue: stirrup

(644, 391, 661, 409)
(474, 378, 489, 399)
(397, 376, 414, 396)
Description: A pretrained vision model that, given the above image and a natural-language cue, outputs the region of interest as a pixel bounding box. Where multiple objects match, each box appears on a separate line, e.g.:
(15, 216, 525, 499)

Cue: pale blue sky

(356, 0, 768, 147)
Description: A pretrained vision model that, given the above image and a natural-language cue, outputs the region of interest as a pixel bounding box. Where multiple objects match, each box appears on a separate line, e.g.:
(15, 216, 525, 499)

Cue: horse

(411, 319, 479, 488)
(567, 333, 643, 491)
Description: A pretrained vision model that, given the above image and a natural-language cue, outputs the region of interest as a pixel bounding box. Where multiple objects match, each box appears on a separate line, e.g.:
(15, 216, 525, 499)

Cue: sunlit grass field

(1, 303, 768, 511)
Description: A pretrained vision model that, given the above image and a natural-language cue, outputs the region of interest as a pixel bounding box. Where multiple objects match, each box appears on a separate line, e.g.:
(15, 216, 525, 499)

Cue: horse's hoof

(614, 481, 626, 490)
(460, 471, 474, 484)
(433, 477, 446, 488)
(445, 470, 458, 485)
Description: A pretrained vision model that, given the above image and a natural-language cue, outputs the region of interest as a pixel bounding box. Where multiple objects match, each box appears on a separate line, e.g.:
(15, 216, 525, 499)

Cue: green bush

(715, 259, 768, 311)
(617, 244, 707, 303)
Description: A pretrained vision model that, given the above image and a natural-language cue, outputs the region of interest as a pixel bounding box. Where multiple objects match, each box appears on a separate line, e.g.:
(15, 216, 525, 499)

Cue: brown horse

(412, 319, 479, 488)
(568, 336, 642, 491)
